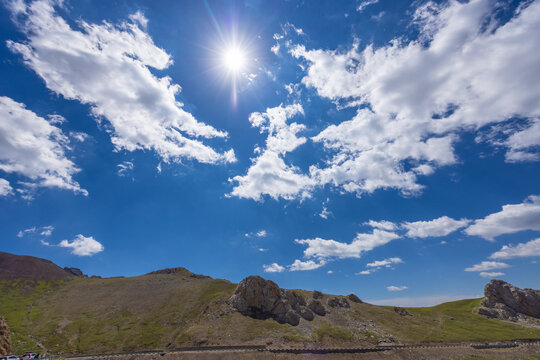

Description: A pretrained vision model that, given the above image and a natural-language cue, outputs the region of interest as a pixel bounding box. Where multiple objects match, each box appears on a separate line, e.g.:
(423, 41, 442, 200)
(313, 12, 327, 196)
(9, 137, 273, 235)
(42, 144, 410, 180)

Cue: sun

(223, 47, 246, 73)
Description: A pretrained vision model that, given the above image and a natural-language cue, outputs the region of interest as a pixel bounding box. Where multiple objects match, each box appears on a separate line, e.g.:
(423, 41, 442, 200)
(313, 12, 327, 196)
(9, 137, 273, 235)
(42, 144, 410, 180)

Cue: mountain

(0, 251, 73, 280)
(0, 252, 539, 356)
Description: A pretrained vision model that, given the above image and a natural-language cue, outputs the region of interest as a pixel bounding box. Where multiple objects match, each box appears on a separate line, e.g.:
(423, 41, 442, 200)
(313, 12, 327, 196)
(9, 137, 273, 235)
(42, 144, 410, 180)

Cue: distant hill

(0, 251, 539, 356)
(0, 251, 73, 280)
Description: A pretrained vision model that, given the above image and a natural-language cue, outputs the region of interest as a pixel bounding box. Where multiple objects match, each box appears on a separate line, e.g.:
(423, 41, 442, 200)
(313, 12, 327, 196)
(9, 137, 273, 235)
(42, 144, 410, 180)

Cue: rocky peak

(64, 267, 87, 277)
(230, 276, 325, 326)
(0, 316, 11, 356)
(478, 279, 540, 321)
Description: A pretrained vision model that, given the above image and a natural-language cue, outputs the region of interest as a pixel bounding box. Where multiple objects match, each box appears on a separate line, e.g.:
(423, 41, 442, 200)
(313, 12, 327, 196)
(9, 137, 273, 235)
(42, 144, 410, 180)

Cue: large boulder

(230, 276, 316, 325)
(478, 280, 540, 321)
(0, 316, 11, 356)
(327, 296, 350, 308)
(308, 299, 326, 316)
(347, 294, 363, 303)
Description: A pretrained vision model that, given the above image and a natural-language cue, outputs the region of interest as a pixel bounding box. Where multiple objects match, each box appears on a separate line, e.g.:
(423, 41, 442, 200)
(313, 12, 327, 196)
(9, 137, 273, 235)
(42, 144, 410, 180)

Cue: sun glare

(223, 47, 246, 73)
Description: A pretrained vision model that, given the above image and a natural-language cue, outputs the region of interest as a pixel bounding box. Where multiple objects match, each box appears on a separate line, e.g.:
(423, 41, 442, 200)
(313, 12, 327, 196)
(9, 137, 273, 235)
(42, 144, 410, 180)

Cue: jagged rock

(308, 299, 326, 316)
(230, 276, 314, 326)
(347, 294, 363, 303)
(478, 279, 540, 321)
(312, 290, 323, 299)
(0, 316, 11, 356)
(327, 296, 350, 308)
(299, 307, 314, 321)
(394, 306, 412, 316)
(64, 267, 87, 277)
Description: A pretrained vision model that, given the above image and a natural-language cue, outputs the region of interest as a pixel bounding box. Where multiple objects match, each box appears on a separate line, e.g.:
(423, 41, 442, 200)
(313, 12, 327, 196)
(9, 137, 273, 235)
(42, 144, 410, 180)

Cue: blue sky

(1, 0, 540, 306)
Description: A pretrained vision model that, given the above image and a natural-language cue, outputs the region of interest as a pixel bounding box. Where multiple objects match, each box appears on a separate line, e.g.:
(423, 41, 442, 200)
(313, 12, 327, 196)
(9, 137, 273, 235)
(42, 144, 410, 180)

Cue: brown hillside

(0, 316, 11, 356)
(0, 251, 73, 280)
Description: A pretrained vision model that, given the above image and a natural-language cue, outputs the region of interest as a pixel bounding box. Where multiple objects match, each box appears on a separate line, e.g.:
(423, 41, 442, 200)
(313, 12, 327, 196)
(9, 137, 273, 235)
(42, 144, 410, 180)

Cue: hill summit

(0, 251, 74, 280)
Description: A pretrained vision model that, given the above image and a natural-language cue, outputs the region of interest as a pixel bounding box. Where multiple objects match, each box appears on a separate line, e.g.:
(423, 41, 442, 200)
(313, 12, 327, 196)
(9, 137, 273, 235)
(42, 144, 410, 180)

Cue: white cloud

(229, 104, 315, 200)
(263, 262, 285, 273)
(319, 206, 331, 219)
(290, 0, 540, 196)
(357, 0, 379, 12)
(480, 271, 505, 278)
(289, 259, 326, 271)
(258, 248, 268, 252)
(356, 270, 372, 275)
(256, 230, 267, 238)
(0, 96, 86, 195)
(40, 225, 54, 237)
(366, 257, 403, 268)
(271, 44, 280, 55)
(7, 0, 234, 165)
(117, 161, 134, 177)
(403, 216, 470, 238)
(0, 179, 13, 196)
(295, 229, 399, 259)
(387, 285, 408, 292)
(17, 227, 36, 238)
(464, 261, 510, 272)
(327, 270, 333, 274)
(365, 220, 398, 231)
(465, 195, 540, 241)
(489, 238, 540, 260)
(58, 234, 104, 256)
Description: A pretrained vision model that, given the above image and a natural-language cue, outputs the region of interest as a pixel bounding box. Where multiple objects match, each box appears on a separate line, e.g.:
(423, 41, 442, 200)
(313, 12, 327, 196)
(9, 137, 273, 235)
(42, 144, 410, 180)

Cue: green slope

(1, 276, 539, 355)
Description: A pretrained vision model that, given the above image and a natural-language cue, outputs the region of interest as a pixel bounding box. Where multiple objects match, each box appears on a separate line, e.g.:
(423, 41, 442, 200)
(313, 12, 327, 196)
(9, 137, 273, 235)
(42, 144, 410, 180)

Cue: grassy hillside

(1, 274, 539, 355)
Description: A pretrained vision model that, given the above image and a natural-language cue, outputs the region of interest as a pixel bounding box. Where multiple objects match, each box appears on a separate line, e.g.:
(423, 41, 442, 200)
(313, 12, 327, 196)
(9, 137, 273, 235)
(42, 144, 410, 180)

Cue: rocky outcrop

(479, 280, 540, 321)
(308, 299, 326, 316)
(0, 316, 11, 356)
(64, 267, 87, 277)
(312, 290, 323, 299)
(231, 276, 323, 326)
(327, 296, 350, 308)
(394, 306, 412, 316)
(347, 294, 363, 303)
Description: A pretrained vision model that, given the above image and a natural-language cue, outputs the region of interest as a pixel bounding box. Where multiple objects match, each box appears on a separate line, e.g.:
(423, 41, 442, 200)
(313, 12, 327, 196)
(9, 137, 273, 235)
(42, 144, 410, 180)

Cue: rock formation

(394, 306, 412, 316)
(64, 267, 87, 277)
(230, 276, 324, 326)
(327, 296, 350, 308)
(347, 294, 363, 303)
(478, 279, 540, 321)
(308, 299, 326, 316)
(312, 290, 323, 299)
(0, 316, 11, 356)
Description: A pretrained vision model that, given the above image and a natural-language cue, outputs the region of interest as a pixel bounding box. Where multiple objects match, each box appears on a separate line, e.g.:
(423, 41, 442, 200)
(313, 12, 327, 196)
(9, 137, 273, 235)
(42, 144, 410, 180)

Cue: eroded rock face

(327, 296, 350, 308)
(0, 316, 11, 356)
(347, 294, 363, 303)
(479, 280, 540, 321)
(64, 267, 87, 277)
(230, 276, 321, 325)
(308, 299, 326, 316)
(394, 306, 412, 316)
(312, 290, 323, 299)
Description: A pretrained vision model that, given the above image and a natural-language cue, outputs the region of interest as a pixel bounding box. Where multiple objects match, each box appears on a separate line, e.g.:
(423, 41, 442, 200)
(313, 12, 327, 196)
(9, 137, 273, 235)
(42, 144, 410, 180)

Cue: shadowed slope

(0, 252, 73, 280)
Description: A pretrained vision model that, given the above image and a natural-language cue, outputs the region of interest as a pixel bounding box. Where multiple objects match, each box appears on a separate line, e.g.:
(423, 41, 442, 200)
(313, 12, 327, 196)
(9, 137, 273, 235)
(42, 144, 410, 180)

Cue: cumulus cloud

(289, 0, 540, 196)
(366, 257, 403, 268)
(229, 104, 315, 200)
(7, 0, 234, 165)
(289, 259, 326, 271)
(489, 238, 540, 260)
(365, 220, 398, 231)
(0, 179, 13, 196)
(356, 270, 372, 275)
(480, 271, 505, 278)
(464, 261, 510, 272)
(0, 96, 85, 195)
(263, 262, 285, 273)
(387, 286, 407, 292)
(58, 234, 104, 256)
(465, 195, 540, 241)
(403, 216, 470, 238)
(295, 229, 399, 259)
